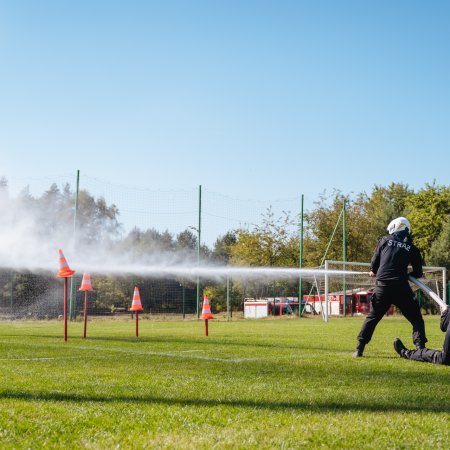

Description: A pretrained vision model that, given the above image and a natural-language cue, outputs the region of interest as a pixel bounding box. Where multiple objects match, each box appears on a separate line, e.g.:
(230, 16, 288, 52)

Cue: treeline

(219, 182, 450, 269)
(0, 178, 449, 315)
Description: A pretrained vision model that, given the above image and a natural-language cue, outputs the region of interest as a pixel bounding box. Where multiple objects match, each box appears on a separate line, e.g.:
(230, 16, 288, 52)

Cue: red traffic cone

(129, 286, 144, 312)
(200, 296, 214, 320)
(57, 249, 75, 278)
(79, 273, 94, 292)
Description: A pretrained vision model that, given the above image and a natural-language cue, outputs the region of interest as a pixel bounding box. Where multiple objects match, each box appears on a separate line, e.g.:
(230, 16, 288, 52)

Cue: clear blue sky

(1, 0, 449, 206)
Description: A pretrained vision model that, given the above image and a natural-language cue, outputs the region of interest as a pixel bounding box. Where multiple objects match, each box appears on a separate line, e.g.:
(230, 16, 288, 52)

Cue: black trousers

(404, 348, 448, 365)
(404, 326, 450, 365)
(357, 282, 427, 348)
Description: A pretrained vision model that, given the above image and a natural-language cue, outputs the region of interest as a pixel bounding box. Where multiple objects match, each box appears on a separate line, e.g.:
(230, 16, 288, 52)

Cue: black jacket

(440, 308, 450, 332)
(370, 230, 423, 284)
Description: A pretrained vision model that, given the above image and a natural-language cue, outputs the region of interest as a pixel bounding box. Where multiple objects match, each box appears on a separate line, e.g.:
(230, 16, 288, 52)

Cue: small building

(243, 298, 269, 319)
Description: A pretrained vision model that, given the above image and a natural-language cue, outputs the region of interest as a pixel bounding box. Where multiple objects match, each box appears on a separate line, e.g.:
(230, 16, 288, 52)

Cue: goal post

(321, 260, 446, 320)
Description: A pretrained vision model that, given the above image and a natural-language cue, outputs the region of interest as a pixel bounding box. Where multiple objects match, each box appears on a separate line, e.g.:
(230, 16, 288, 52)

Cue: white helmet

(387, 217, 411, 234)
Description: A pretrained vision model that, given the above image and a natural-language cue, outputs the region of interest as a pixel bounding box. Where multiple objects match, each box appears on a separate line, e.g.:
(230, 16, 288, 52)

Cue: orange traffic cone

(130, 286, 143, 337)
(201, 295, 213, 337)
(57, 249, 75, 278)
(79, 273, 94, 292)
(57, 249, 75, 343)
(129, 286, 143, 312)
(200, 296, 214, 320)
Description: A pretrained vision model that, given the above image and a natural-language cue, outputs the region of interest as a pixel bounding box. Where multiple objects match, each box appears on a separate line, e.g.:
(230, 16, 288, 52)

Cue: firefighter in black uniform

(393, 306, 449, 365)
(352, 217, 427, 357)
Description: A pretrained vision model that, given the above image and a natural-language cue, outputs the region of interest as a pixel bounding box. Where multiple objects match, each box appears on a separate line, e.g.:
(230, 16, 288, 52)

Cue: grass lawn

(0, 315, 449, 449)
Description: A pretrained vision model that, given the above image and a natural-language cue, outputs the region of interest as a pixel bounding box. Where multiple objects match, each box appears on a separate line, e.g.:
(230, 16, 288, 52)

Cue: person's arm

(370, 238, 383, 275)
(409, 246, 423, 279)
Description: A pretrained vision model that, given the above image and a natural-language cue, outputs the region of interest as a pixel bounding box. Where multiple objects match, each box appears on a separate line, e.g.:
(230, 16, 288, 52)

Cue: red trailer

(352, 291, 371, 315)
(302, 290, 394, 316)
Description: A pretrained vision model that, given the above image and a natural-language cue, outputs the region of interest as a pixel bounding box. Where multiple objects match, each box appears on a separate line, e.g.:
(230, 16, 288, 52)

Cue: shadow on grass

(1, 389, 449, 414)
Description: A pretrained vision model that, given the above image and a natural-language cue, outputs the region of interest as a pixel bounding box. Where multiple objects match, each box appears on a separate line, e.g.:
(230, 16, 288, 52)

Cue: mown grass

(0, 315, 449, 449)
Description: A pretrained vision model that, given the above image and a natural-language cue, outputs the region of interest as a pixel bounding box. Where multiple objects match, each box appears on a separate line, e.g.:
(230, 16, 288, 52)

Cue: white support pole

(313, 276, 324, 319)
(409, 276, 447, 311)
(443, 268, 447, 306)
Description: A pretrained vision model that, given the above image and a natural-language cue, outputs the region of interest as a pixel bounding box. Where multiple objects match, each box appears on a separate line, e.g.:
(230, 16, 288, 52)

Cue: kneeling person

(394, 307, 450, 365)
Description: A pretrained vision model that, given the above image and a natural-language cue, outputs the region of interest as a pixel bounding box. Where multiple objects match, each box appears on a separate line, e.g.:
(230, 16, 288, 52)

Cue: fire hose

(408, 275, 448, 311)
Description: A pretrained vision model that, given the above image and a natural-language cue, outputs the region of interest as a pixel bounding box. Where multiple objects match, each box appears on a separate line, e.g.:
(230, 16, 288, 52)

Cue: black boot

(393, 338, 408, 358)
(352, 342, 365, 358)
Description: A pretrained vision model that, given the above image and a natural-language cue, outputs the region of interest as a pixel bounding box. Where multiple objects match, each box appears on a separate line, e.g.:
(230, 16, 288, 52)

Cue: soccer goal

(312, 260, 447, 321)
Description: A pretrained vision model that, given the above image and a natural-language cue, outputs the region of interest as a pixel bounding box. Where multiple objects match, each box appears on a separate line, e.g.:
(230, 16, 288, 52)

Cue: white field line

(0, 340, 279, 363)
(174, 349, 206, 353)
(0, 340, 356, 362)
(0, 355, 109, 361)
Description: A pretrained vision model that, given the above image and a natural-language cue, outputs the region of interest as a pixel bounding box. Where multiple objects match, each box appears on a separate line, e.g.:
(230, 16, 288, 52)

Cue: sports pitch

(0, 316, 449, 449)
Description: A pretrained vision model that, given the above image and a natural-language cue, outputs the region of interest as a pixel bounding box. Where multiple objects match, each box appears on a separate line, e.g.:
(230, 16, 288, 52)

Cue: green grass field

(0, 315, 449, 449)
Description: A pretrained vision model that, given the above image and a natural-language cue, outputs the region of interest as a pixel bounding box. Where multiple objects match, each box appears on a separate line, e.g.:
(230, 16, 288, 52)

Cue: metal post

(226, 275, 231, 321)
(324, 260, 329, 322)
(298, 194, 304, 317)
(69, 170, 80, 320)
(10, 270, 14, 315)
(63, 277, 68, 342)
(83, 291, 88, 338)
(273, 281, 276, 316)
(196, 185, 202, 317)
(135, 312, 139, 337)
(342, 200, 347, 317)
(230, 277, 233, 319)
(182, 282, 186, 319)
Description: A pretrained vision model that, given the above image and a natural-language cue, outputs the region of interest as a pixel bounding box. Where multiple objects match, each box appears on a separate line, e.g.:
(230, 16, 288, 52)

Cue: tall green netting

(1, 173, 304, 319)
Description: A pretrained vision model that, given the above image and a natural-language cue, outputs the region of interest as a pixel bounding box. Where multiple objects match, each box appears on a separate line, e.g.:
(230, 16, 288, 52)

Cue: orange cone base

(79, 286, 93, 292)
(129, 306, 144, 312)
(201, 313, 214, 320)
(57, 269, 75, 278)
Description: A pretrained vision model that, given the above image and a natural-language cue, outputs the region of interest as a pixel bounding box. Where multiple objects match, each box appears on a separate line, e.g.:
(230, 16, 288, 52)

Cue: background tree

(362, 182, 413, 254)
(231, 207, 295, 267)
(203, 232, 237, 312)
(303, 184, 415, 267)
(76, 190, 121, 244)
(211, 232, 237, 264)
(365, 183, 412, 236)
(122, 227, 175, 257)
(1, 176, 449, 316)
(407, 183, 450, 260)
(427, 217, 450, 268)
(37, 183, 67, 237)
(91, 276, 131, 313)
(303, 191, 346, 266)
(229, 208, 298, 301)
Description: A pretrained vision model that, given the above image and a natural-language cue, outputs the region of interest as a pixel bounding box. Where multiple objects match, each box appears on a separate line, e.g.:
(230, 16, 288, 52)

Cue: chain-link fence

(1, 173, 448, 320)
